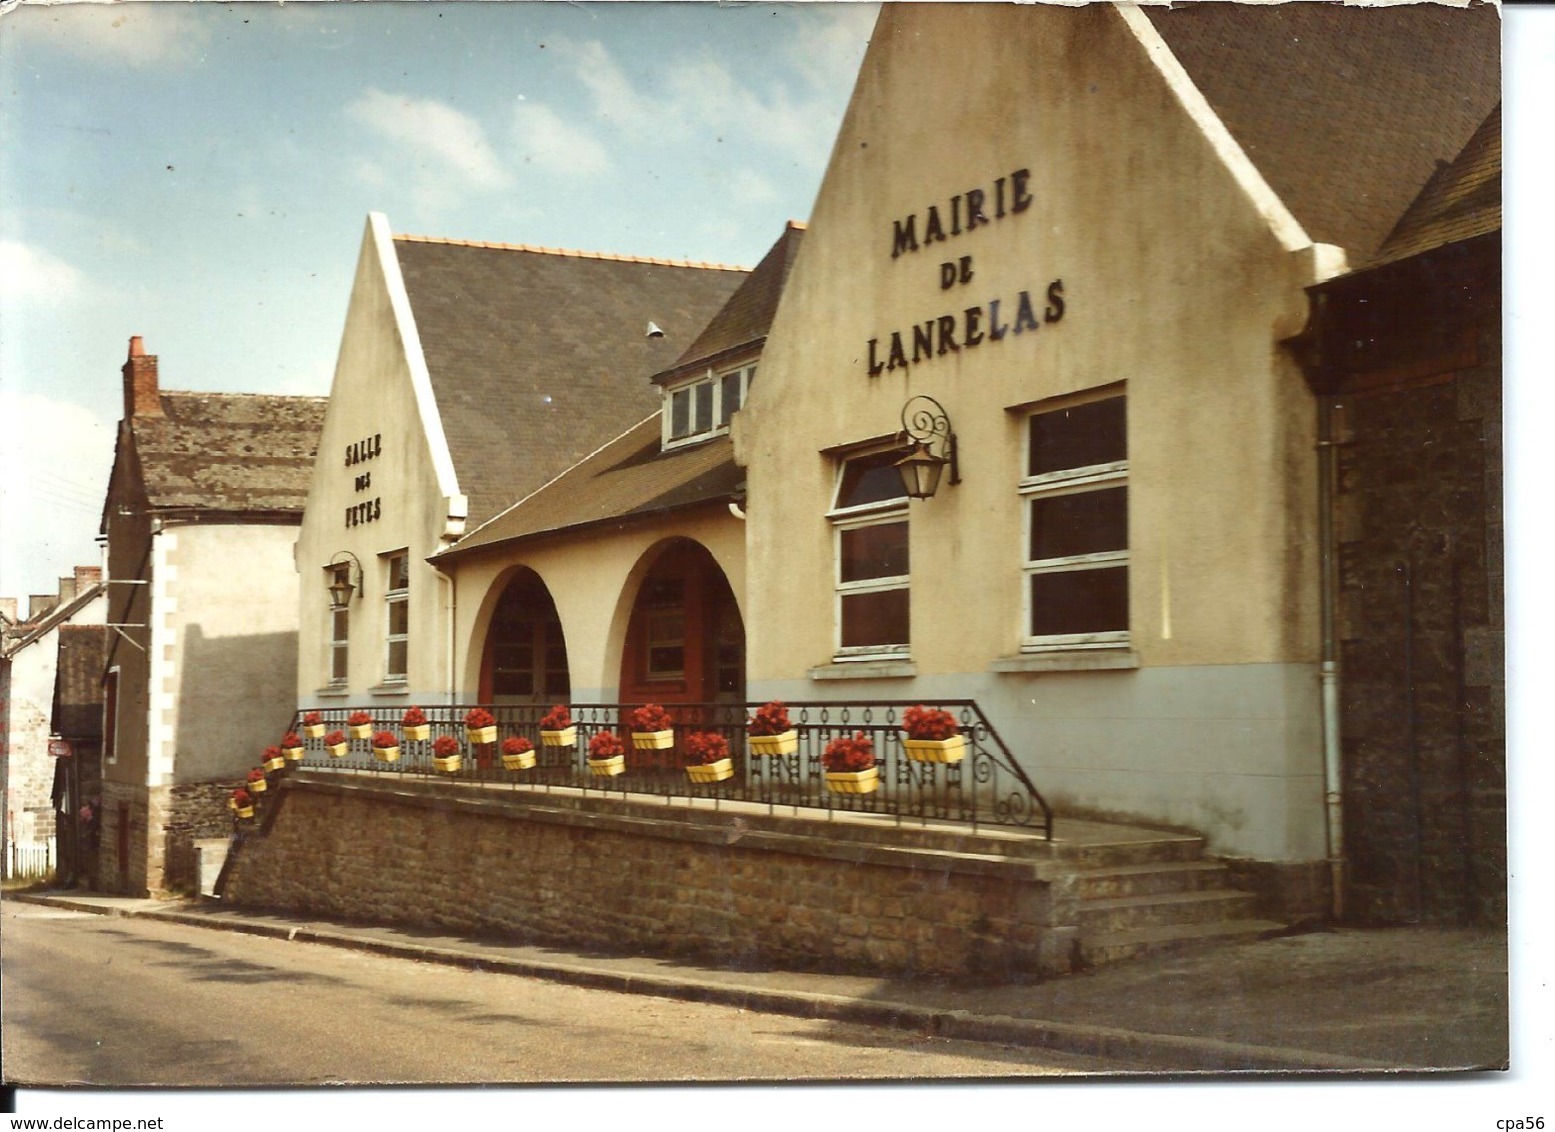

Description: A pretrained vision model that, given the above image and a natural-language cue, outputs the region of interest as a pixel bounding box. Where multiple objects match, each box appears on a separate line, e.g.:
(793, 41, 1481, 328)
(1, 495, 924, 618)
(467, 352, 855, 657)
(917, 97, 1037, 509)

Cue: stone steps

(1078, 918, 1288, 969)
(1059, 832, 1284, 969)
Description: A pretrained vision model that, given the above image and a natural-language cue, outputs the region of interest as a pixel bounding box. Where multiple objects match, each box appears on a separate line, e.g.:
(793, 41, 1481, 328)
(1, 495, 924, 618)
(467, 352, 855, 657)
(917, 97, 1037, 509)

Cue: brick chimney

(74, 565, 103, 591)
(122, 335, 162, 419)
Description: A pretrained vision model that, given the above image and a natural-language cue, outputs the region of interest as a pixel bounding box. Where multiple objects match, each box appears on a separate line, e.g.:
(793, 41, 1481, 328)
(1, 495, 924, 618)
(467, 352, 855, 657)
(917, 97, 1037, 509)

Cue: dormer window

(663, 363, 756, 449)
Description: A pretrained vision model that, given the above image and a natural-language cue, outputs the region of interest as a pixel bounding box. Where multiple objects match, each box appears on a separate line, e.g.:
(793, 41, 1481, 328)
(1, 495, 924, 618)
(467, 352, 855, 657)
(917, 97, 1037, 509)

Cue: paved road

(1, 901, 1129, 1086)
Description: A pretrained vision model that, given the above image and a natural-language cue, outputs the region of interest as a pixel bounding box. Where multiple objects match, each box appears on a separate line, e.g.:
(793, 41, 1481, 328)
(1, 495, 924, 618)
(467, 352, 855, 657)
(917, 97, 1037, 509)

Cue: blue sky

(0, 0, 878, 597)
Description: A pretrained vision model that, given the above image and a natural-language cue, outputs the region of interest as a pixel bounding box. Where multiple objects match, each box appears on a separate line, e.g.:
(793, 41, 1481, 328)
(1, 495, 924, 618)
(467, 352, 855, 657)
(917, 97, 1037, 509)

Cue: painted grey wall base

(752, 661, 1325, 863)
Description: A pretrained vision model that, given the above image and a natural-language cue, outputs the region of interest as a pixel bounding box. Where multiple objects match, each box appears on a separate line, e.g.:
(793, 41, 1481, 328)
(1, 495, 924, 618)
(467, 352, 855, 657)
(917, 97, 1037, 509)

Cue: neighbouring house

(0, 567, 106, 877)
(98, 336, 326, 895)
(1288, 105, 1504, 924)
(292, 214, 746, 713)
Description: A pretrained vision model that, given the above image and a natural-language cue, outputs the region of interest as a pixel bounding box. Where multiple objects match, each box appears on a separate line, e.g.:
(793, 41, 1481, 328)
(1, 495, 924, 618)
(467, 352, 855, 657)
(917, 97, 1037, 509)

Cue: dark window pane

(670, 389, 691, 438)
(387, 639, 408, 677)
(388, 555, 410, 591)
(720, 371, 743, 425)
(1029, 566, 1128, 636)
(694, 382, 714, 433)
(492, 669, 533, 696)
(841, 588, 909, 649)
(1028, 398, 1126, 477)
(840, 521, 908, 582)
(331, 645, 348, 681)
(1029, 487, 1127, 560)
(388, 599, 409, 636)
(332, 609, 349, 642)
(837, 450, 909, 508)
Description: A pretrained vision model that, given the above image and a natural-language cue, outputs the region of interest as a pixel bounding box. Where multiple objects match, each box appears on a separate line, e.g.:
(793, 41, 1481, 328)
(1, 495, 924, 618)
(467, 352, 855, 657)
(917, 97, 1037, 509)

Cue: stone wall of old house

(97, 779, 148, 895)
(159, 781, 240, 895)
(1334, 312, 1504, 925)
(222, 776, 1074, 979)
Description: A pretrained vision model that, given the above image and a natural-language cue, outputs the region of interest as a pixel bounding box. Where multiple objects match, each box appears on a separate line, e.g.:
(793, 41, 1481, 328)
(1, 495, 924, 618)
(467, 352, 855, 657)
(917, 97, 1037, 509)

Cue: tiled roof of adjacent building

(132, 392, 326, 514)
(442, 417, 741, 556)
(393, 236, 747, 527)
(1147, 1, 1500, 262)
(652, 222, 805, 385)
(1369, 104, 1500, 268)
(53, 623, 109, 740)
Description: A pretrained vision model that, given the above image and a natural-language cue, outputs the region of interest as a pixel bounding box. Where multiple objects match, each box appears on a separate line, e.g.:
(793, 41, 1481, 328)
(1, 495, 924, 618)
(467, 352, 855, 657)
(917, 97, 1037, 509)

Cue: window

(830, 448, 910, 659)
(1021, 394, 1128, 649)
(638, 576, 686, 681)
(384, 552, 409, 682)
(328, 565, 350, 685)
(663, 364, 756, 447)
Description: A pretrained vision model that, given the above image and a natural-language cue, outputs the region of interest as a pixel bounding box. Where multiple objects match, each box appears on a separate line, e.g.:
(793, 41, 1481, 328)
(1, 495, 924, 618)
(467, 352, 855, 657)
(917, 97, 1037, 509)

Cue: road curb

(9, 891, 1386, 1073)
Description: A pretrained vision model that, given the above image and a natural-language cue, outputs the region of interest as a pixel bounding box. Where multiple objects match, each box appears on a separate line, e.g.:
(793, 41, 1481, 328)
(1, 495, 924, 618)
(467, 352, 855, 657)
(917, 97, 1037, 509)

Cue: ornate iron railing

(255, 700, 1052, 837)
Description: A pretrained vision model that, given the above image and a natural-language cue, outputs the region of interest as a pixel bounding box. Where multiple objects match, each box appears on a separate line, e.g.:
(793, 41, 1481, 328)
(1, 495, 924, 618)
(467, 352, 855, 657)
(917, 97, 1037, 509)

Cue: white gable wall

(297, 214, 465, 711)
(740, 4, 1334, 861)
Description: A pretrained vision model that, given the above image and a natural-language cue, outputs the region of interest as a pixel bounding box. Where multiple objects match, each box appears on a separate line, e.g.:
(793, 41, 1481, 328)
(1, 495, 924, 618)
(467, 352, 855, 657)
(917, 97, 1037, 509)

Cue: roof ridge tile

(392, 232, 748, 273)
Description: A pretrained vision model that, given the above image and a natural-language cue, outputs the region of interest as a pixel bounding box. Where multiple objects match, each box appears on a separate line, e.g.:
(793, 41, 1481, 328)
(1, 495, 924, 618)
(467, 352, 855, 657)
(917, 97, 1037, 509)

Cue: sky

(0, 0, 880, 599)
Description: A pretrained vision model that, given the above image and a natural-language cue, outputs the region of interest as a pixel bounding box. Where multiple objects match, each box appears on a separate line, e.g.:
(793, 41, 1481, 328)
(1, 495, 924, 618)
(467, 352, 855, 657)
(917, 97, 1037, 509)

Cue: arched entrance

(479, 569, 570, 705)
(618, 540, 744, 707)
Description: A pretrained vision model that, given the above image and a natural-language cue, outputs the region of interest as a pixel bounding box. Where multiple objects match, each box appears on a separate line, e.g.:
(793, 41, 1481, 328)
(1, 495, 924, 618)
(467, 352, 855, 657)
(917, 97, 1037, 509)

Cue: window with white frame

(1021, 393, 1128, 650)
(328, 564, 350, 686)
(830, 448, 911, 659)
(384, 552, 409, 682)
(663, 363, 756, 448)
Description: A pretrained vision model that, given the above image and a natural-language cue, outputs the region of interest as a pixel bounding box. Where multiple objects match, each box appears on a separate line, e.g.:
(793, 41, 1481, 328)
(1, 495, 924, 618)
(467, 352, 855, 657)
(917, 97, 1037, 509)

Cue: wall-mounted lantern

(327, 551, 364, 611)
(894, 395, 959, 500)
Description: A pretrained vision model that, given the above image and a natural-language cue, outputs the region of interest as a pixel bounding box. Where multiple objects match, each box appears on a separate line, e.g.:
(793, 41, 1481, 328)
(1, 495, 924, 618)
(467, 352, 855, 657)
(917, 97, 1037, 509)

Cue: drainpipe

(429, 561, 458, 707)
(1316, 397, 1345, 921)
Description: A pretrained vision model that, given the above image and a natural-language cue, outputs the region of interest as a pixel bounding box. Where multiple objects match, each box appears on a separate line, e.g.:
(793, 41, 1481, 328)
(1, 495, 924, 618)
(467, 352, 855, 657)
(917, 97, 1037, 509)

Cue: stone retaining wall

(221, 776, 1074, 978)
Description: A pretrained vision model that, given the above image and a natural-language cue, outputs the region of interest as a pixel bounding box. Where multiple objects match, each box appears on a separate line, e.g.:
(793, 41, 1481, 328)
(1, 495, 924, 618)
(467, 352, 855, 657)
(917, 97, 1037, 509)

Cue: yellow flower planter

(349, 724, 373, 740)
(303, 723, 326, 739)
(404, 725, 431, 742)
(749, 729, 799, 756)
(247, 778, 267, 794)
(466, 725, 498, 745)
(502, 750, 537, 771)
(825, 766, 880, 795)
(283, 746, 305, 762)
(588, 755, 626, 777)
(540, 726, 578, 747)
(326, 742, 348, 758)
(433, 754, 462, 774)
(686, 757, 734, 784)
(631, 729, 674, 750)
(902, 735, 967, 764)
(264, 756, 286, 772)
(234, 805, 255, 820)
(373, 745, 400, 763)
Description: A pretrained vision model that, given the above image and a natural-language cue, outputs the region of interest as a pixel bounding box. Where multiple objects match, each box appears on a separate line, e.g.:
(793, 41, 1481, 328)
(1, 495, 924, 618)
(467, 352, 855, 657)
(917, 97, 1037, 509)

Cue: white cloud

(551, 30, 870, 171)
(0, 240, 85, 304)
(345, 88, 513, 192)
(511, 101, 611, 176)
(0, 392, 115, 599)
(7, 4, 212, 69)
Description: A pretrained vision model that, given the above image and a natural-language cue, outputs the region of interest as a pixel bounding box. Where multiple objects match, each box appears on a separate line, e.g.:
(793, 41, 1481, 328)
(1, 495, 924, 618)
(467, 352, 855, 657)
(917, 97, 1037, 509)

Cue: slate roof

(52, 624, 109, 740)
(393, 236, 747, 527)
(442, 418, 741, 557)
(1369, 104, 1500, 268)
(132, 392, 326, 514)
(652, 222, 806, 385)
(1146, 1, 1500, 261)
